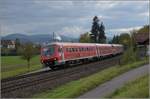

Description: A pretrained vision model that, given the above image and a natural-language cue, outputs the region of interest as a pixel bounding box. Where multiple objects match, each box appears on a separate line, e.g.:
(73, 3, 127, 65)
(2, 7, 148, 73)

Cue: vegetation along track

(1, 55, 122, 98)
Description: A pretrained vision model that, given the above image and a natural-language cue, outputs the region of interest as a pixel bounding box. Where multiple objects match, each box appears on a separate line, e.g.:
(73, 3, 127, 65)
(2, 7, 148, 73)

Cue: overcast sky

(0, 0, 149, 38)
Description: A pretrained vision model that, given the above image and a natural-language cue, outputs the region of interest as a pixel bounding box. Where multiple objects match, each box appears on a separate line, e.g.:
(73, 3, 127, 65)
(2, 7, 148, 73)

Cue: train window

(83, 48, 86, 51)
(72, 48, 74, 52)
(58, 48, 61, 52)
(85, 48, 87, 51)
(69, 48, 72, 52)
(67, 48, 70, 52)
(75, 48, 78, 52)
(74, 48, 76, 52)
(71, 48, 73, 52)
(79, 48, 81, 51)
(83, 48, 85, 51)
(58, 47, 62, 52)
(73, 48, 75, 52)
(82, 48, 84, 51)
(89, 48, 90, 51)
(66, 48, 68, 52)
(89, 48, 91, 51)
(42, 46, 54, 56)
(68, 48, 69, 52)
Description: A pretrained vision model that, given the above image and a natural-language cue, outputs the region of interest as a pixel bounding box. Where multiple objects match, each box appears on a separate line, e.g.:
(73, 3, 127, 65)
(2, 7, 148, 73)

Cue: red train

(40, 42, 123, 69)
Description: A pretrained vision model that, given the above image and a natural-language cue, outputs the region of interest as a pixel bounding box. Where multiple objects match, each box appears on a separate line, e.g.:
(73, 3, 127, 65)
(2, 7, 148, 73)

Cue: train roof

(45, 42, 123, 47)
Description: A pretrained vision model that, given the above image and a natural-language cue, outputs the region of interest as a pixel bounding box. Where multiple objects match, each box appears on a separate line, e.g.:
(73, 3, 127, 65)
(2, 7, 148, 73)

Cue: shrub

(121, 47, 138, 65)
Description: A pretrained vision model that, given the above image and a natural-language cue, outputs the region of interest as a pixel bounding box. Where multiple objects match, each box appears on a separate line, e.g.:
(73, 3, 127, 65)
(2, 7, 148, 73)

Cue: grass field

(33, 58, 149, 98)
(1, 55, 40, 67)
(1, 55, 42, 79)
(108, 75, 149, 98)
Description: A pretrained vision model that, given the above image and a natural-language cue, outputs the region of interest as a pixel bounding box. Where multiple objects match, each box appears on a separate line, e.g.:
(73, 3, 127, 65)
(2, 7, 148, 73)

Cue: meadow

(108, 75, 149, 98)
(33, 58, 148, 98)
(1, 55, 42, 79)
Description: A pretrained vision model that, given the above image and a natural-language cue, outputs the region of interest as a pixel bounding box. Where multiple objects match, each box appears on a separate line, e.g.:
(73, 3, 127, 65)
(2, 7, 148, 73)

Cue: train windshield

(42, 46, 55, 56)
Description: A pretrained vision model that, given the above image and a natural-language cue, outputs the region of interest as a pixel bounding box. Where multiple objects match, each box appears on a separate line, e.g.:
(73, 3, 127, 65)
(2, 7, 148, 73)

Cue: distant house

(1, 40, 16, 49)
(135, 32, 149, 56)
(135, 32, 149, 45)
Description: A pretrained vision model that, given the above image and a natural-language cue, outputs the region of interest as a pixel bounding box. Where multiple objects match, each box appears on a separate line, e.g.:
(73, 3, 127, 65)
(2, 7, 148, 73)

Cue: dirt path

(79, 64, 149, 98)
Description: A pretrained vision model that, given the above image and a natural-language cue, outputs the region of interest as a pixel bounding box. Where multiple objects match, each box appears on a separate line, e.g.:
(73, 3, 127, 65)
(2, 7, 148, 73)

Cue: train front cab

(40, 44, 64, 69)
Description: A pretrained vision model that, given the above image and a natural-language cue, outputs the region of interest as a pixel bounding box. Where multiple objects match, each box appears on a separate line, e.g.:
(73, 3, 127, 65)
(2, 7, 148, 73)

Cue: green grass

(1, 55, 42, 79)
(1, 55, 40, 67)
(108, 75, 149, 98)
(33, 58, 149, 98)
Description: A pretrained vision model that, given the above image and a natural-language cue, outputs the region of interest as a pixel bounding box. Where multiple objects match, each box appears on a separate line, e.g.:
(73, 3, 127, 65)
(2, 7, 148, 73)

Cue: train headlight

(54, 58, 57, 60)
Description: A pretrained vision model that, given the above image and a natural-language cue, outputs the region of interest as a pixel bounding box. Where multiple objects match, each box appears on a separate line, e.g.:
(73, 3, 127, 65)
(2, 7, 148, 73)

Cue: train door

(95, 44, 99, 58)
(58, 45, 65, 63)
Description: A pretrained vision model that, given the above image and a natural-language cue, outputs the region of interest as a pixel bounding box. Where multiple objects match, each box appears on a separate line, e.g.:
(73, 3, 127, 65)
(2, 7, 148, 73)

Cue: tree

(111, 35, 119, 44)
(91, 16, 99, 43)
(90, 16, 106, 43)
(15, 38, 20, 50)
(15, 38, 21, 55)
(118, 33, 132, 49)
(21, 43, 35, 71)
(98, 22, 106, 43)
(79, 32, 92, 43)
(137, 25, 149, 33)
(130, 30, 138, 50)
(118, 32, 140, 65)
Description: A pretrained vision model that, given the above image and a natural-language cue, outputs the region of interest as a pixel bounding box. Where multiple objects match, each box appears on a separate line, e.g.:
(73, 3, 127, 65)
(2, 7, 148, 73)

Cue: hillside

(1, 33, 79, 44)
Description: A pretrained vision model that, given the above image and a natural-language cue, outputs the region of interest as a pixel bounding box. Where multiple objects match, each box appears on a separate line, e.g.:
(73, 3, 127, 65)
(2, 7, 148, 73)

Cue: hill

(1, 33, 79, 44)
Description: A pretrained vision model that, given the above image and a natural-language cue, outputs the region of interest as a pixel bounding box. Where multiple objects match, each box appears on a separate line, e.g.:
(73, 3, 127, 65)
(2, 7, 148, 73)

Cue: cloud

(107, 26, 143, 35)
(0, 0, 149, 38)
(57, 26, 88, 38)
(94, 1, 121, 10)
(138, 12, 149, 17)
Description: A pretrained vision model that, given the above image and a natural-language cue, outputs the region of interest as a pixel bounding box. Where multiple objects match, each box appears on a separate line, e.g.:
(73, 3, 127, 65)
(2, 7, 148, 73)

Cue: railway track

(1, 55, 122, 98)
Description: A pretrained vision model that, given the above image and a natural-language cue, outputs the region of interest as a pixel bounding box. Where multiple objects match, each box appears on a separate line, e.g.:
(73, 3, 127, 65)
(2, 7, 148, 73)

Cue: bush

(1, 48, 17, 56)
(121, 47, 139, 65)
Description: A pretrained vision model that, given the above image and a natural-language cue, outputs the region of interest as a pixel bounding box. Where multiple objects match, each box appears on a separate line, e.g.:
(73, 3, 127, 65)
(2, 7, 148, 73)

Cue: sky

(0, 0, 149, 38)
